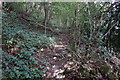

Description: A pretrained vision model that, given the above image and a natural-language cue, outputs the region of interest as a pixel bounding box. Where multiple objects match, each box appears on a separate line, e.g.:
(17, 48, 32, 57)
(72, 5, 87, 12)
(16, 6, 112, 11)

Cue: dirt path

(43, 29, 71, 79)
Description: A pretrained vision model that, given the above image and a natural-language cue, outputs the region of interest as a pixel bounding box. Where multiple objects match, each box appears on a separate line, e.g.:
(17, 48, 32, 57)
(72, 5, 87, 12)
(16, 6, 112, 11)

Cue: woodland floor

(38, 29, 120, 80)
(38, 29, 75, 79)
(2, 6, 120, 79)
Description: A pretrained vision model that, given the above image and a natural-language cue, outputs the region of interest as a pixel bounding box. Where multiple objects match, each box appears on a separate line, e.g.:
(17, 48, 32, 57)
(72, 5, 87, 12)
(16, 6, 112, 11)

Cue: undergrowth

(2, 11, 55, 79)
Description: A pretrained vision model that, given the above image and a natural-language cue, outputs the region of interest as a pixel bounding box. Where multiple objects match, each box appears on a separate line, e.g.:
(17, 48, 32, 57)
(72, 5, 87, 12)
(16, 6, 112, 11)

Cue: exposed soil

(44, 29, 70, 79)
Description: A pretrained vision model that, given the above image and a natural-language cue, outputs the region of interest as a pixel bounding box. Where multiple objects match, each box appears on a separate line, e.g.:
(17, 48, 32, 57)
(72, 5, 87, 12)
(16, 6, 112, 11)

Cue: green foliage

(2, 51, 45, 79)
(4, 2, 26, 13)
(99, 65, 110, 75)
(2, 11, 55, 79)
(2, 2, 120, 79)
(104, 2, 120, 52)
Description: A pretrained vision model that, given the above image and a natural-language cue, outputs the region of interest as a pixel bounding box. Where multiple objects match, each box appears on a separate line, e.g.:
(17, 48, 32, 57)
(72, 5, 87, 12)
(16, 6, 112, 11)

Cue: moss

(82, 72, 90, 78)
(79, 66, 86, 72)
(90, 69, 96, 75)
(100, 65, 110, 75)
(108, 73, 116, 79)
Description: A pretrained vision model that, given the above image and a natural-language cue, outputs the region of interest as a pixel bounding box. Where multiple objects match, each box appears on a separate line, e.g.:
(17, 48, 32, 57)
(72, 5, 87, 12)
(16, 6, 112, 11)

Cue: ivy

(2, 11, 55, 79)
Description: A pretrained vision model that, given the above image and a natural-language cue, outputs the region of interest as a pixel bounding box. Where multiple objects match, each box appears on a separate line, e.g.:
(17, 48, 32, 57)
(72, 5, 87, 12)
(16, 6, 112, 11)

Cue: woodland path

(43, 29, 72, 79)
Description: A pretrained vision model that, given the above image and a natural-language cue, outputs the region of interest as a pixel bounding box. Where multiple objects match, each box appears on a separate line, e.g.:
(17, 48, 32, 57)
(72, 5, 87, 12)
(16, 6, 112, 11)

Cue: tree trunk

(44, 3, 49, 34)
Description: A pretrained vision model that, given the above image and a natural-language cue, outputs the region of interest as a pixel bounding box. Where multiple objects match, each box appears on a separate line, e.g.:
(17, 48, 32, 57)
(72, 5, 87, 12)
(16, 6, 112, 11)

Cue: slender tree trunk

(44, 3, 49, 34)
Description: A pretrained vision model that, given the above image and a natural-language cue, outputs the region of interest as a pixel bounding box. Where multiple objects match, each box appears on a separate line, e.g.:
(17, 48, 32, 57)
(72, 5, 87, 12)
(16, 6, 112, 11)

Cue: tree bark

(44, 3, 49, 34)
